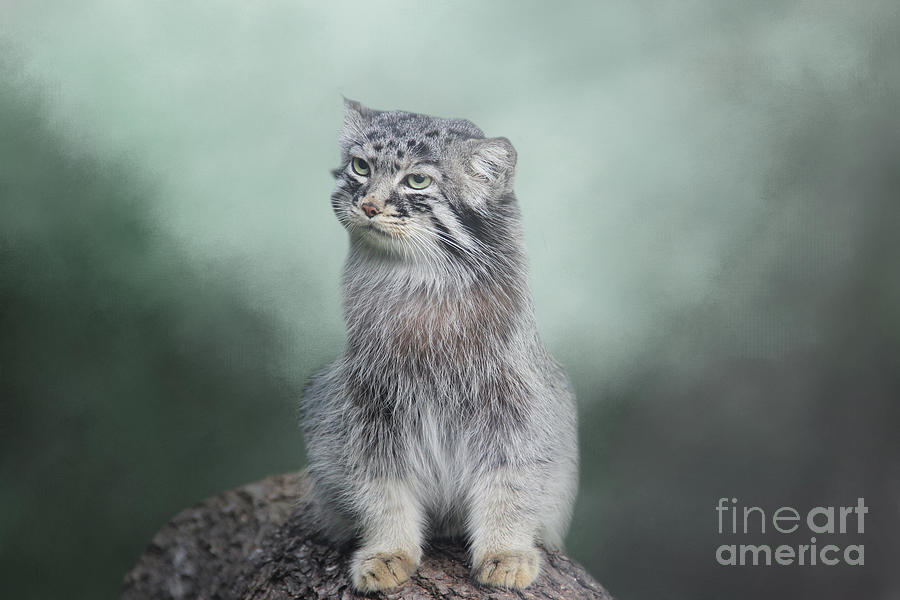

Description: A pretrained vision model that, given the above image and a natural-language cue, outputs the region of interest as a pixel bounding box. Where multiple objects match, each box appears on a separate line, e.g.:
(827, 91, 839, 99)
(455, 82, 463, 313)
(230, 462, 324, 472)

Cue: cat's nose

(361, 202, 381, 218)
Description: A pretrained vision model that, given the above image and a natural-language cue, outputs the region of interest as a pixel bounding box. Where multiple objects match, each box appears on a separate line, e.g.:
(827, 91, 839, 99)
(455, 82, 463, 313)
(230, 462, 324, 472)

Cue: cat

(299, 99, 578, 591)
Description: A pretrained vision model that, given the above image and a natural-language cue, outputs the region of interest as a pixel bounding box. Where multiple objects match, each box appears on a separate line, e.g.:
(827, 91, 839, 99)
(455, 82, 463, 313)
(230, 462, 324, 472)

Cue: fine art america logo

(715, 498, 867, 566)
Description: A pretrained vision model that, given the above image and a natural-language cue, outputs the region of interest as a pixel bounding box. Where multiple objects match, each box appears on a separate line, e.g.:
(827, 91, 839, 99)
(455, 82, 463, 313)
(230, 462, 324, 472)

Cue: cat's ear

(462, 137, 517, 208)
(340, 97, 373, 148)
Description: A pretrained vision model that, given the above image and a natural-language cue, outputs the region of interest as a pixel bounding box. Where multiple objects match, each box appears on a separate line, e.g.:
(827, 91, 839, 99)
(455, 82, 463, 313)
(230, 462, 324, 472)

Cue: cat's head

(330, 99, 520, 269)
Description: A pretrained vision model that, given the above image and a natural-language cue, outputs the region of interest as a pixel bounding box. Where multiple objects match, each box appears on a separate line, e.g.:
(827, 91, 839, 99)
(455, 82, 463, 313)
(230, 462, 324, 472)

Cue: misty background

(1, 1, 898, 599)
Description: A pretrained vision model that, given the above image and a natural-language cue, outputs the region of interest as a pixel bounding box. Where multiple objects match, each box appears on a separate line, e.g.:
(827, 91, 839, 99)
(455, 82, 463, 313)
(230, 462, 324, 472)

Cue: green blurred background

(1, 2, 898, 598)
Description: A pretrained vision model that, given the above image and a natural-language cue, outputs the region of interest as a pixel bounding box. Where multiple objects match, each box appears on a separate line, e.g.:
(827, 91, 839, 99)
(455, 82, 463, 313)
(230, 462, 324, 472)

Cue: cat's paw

(351, 549, 418, 592)
(474, 548, 541, 588)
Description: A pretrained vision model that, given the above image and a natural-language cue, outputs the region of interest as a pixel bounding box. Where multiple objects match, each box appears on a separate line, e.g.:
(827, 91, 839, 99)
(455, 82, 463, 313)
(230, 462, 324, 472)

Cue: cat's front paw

(474, 548, 541, 588)
(351, 549, 418, 592)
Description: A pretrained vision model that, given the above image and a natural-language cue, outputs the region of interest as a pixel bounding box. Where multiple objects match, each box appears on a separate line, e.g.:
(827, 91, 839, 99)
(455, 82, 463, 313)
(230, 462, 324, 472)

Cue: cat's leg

(466, 466, 542, 589)
(536, 454, 578, 551)
(349, 477, 424, 592)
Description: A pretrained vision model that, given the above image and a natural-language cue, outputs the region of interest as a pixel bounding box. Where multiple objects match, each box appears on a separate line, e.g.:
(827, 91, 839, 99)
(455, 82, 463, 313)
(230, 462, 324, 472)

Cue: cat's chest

(349, 284, 512, 360)
(403, 402, 470, 496)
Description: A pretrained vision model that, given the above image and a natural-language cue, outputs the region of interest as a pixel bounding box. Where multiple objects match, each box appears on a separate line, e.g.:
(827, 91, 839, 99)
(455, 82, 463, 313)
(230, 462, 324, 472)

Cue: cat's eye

(351, 157, 370, 176)
(405, 174, 432, 190)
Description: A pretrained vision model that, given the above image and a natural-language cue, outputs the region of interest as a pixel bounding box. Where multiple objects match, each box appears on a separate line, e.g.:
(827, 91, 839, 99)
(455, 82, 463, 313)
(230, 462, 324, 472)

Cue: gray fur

(299, 100, 578, 591)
